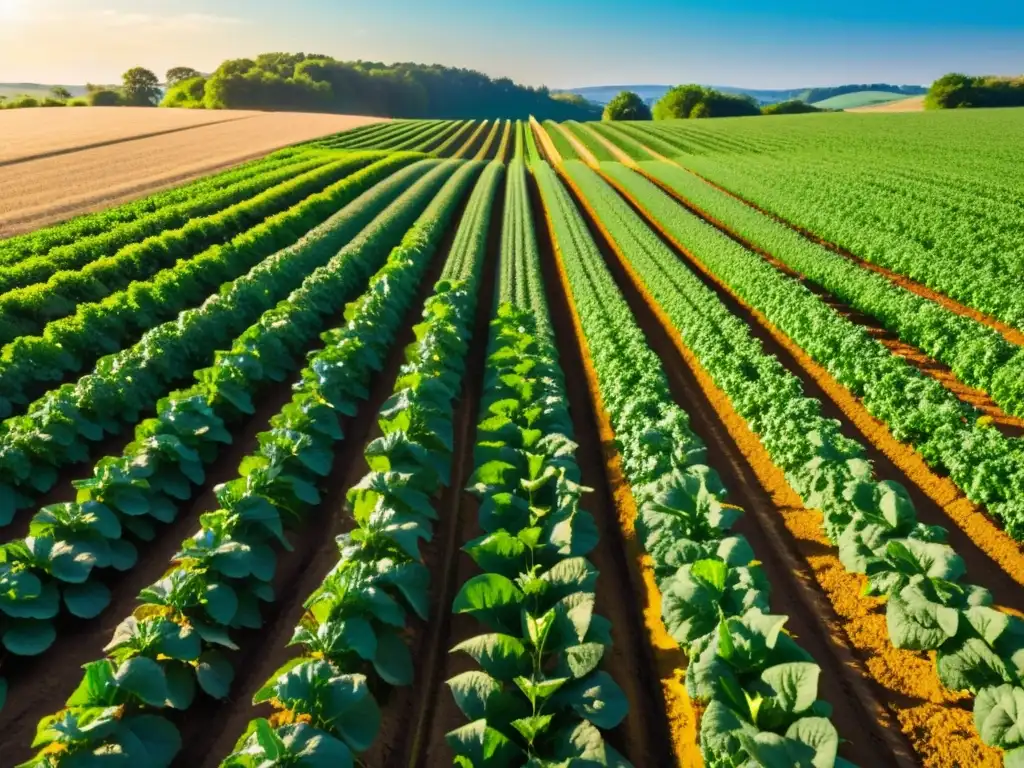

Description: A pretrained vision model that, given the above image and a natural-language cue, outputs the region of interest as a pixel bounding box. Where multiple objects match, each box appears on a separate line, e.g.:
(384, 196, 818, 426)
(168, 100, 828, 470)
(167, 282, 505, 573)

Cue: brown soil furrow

(383, 180, 503, 768)
(532, 174, 678, 766)
(601, 170, 1024, 599)
(640, 156, 1024, 347)
(533, 174, 699, 767)
(633, 167, 1024, 438)
(183, 188, 475, 768)
(560, 167, 1004, 765)
(556, 167, 916, 767)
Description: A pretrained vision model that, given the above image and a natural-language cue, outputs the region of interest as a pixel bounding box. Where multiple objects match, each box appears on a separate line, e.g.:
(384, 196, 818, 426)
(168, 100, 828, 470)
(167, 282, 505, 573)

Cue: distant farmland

(1, 110, 1023, 768)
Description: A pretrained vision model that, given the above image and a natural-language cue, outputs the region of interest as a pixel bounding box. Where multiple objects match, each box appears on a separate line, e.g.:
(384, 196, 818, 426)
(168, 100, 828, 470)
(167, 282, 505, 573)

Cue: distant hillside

(561, 83, 926, 107)
(0, 83, 90, 99)
(811, 91, 917, 110)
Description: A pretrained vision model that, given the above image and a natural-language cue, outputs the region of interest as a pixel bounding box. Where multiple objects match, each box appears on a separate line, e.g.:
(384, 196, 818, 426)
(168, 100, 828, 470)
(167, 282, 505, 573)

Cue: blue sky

(1, 0, 1021, 87)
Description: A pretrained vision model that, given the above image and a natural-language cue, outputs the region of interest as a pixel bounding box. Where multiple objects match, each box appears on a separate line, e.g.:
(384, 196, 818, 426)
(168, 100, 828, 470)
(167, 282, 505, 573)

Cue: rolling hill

(811, 90, 916, 110)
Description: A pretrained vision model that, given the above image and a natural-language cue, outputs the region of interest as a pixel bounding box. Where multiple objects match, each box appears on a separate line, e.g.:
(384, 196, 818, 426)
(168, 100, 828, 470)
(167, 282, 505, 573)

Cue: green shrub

(88, 89, 122, 106)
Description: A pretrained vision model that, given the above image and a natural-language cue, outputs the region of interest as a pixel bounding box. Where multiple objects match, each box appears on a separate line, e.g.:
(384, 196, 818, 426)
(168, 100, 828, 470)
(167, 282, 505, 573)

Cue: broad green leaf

(451, 633, 531, 680)
(62, 580, 112, 619)
(114, 656, 170, 706)
(120, 714, 181, 768)
(446, 719, 522, 767)
(887, 589, 959, 650)
(2, 619, 57, 655)
(975, 685, 1024, 750)
(197, 650, 234, 699)
(447, 670, 502, 721)
(558, 671, 629, 730)
(372, 628, 414, 686)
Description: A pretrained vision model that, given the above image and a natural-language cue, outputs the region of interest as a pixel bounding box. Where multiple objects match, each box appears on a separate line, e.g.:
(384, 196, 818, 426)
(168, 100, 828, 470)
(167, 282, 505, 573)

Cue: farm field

(0, 110, 1022, 768)
(0, 109, 387, 236)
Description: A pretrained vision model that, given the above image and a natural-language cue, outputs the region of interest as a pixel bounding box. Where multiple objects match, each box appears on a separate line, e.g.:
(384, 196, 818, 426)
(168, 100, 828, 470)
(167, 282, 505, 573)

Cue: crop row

(597, 163, 1024, 540)
(0, 151, 317, 264)
(442, 158, 631, 766)
(561, 160, 1024, 763)
(18, 160, 481, 768)
(221, 159, 503, 766)
(536, 159, 848, 766)
(633, 161, 1024, 419)
(0, 160, 456, 708)
(673, 150, 1024, 332)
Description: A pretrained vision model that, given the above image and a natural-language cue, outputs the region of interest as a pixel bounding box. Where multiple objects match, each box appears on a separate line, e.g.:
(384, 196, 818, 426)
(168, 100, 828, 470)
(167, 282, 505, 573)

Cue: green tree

(653, 84, 706, 119)
(88, 89, 122, 107)
(121, 67, 161, 106)
(602, 90, 652, 121)
(50, 86, 72, 101)
(166, 67, 202, 87)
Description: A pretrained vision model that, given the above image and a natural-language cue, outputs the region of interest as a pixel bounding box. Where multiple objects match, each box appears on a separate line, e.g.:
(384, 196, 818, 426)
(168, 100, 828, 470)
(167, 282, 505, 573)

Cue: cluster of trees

(602, 85, 827, 121)
(796, 83, 924, 103)
(160, 53, 598, 119)
(926, 73, 1024, 109)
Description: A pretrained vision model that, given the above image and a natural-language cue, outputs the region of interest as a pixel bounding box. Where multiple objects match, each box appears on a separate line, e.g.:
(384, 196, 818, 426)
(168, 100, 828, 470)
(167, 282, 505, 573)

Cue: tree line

(925, 74, 1024, 109)
(161, 53, 598, 119)
(602, 86, 828, 121)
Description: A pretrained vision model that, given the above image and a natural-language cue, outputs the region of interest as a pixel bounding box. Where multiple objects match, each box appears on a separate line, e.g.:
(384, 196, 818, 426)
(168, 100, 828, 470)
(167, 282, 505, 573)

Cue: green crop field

(1, 108, 1023, 768)
(810, 89, 916, 109)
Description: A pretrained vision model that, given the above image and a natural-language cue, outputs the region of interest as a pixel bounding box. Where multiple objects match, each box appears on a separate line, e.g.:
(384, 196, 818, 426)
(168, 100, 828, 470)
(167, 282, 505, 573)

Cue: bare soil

(0, 109, 385, 236)
(848, 96, 926, 113)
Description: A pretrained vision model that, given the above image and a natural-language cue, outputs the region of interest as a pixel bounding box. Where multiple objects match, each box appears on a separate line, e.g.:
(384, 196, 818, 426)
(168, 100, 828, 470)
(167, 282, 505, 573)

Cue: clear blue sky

(1, 0, 1021, 87)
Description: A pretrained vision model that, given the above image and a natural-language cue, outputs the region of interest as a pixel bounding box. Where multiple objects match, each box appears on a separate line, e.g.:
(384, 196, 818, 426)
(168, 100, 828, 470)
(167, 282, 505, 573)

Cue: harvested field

(847, 94, 926, 112)
(0, 108, 385, 235)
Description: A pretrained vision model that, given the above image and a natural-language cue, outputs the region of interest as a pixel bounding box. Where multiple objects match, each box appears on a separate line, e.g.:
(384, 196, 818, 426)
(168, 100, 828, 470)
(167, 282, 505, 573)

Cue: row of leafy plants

(0, 156, 429, 528)
(221, 160, 503, 767)
(561, 160, 1024, 764)
(315, 120, 431, 151)
(597, 162, 1024, 540)
(0, 153, 331, 295)
(0, 152, 418, 421)
(635, 161, 1024, 420)
(0, 153, 384, 347)
(0, 150, 317, 264)
(0, 161, 456, 693)
(17, 160, 481, 767)
(536, 159, 849, 766)
(433, 121, 478, 159)
(674, 149, 1024, 332)
(442, 158, 632, 767)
